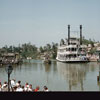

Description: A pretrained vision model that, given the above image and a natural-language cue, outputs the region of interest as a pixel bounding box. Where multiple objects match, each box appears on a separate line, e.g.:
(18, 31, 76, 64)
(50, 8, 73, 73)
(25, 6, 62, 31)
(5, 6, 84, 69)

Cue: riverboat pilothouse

(56, 25, 89, 63)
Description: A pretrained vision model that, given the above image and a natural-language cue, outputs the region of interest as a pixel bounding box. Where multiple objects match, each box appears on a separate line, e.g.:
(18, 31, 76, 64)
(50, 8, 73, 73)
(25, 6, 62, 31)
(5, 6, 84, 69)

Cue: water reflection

(57, 62, 99, 91)
(0, 59, 100, 91)
(52, 61, 57, 73)
(43, 64, 50, 85)
(43, 60, 58, 87)
(97, 63, 100, 91)
(44, 64, 51, 73)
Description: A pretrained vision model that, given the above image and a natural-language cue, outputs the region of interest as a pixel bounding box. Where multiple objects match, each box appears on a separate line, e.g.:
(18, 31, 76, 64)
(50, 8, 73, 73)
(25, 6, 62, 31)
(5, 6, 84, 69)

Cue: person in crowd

(0, 80, 50, 92)
(34, 86, 40, 92)
(16, 80, 21, 87)
(22, 86, 25, 92)
(43, 86, 49, 92)
(2, 82, 7, 89)
(16, 85, 23, 92)
(12, 86, 17, 92)
(0, 82, 2, 91)
(24, 82, 29, 91)
(1, 82, 8, 91)
(28, 84, 33, 92)
(11, 79, 16, 88)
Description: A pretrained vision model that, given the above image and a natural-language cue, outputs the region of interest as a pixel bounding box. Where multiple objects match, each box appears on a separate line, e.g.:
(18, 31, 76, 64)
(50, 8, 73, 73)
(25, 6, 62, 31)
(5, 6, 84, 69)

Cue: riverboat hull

(56, 58, 90, 63)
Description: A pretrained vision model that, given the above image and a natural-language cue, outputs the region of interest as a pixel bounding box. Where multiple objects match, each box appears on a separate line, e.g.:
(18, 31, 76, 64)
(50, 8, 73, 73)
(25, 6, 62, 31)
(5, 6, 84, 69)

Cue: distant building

(0, 53, 22, 64)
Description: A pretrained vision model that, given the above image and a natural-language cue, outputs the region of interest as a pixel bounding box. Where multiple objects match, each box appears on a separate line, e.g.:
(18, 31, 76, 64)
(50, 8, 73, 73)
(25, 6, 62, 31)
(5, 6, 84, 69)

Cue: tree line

(0, 37, 99, 59)
(0, 42, 58, 59)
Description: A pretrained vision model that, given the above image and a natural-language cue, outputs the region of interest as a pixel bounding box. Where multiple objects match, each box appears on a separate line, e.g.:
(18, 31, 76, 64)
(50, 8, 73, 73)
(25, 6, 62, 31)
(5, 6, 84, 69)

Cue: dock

(0, 53, 23, 65)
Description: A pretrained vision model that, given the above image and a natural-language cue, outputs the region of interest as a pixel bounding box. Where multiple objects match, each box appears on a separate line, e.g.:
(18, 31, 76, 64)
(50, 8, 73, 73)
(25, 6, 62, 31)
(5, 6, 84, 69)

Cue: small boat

(43, 54, 51, 64)
(44, 59, 51, 64)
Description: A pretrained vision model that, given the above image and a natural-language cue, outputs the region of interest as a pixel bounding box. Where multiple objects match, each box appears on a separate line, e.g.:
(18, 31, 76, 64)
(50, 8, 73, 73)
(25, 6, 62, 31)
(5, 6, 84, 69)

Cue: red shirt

(34, 89, 38, 92)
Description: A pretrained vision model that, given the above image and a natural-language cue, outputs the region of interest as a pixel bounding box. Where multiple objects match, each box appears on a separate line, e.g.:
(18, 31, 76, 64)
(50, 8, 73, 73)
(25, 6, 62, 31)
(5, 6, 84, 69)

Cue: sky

(0, 0, 100, 47)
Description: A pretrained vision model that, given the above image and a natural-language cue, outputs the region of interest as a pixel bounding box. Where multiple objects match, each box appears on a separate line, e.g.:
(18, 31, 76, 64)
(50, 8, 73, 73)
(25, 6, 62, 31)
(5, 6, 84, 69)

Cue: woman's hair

(18, 81, 21, 84)
(36, 86, 40, 90)
(4, 81, 7, 84)
(44, 86, 48, 90)
(25, 83, 28, 85)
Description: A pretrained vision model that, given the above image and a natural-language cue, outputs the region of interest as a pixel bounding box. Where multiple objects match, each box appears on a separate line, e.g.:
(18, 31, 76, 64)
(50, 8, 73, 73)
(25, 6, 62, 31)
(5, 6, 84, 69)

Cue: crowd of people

(0, 79, 49, 92)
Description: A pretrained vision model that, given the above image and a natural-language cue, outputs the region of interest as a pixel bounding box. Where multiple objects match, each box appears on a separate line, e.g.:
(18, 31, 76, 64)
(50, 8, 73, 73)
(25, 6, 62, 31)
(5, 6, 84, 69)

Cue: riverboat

(56, 25, 89, 63)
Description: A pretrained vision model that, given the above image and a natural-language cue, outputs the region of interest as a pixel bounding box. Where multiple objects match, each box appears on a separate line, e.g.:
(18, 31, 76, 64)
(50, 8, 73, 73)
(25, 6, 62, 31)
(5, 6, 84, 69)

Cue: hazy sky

(0, 0, 100, 47)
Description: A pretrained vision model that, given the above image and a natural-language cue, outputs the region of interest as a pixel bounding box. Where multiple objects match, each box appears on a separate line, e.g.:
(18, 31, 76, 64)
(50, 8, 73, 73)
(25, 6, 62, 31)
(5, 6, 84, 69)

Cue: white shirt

(28, 88, 33, 92)
(16, 87, 23, 92)
(11, 80, 16, 87)
(24, 87, 29, 91)
(24, 85, 29, 91)
(2, 84, 7, 89)
(43, 89, 49, 92)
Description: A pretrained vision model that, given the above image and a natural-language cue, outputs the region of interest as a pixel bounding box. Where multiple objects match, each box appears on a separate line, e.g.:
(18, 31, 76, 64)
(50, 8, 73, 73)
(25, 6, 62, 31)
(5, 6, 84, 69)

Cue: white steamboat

(56, 25, 89, 63)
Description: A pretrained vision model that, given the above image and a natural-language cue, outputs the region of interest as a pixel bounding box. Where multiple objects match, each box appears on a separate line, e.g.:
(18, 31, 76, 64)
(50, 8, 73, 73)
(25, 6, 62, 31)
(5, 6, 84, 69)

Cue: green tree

(21, 43, 38, 59)
(39, 46, 44, 53)
(46, 44, 51, 52)
(51, 42, 58, 59)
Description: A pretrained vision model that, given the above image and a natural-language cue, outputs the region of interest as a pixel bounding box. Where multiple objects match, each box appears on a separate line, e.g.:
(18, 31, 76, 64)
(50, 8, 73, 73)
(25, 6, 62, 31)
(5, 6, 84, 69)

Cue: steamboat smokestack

(80, 25, 82, 45)
(68, 25, 70, 45)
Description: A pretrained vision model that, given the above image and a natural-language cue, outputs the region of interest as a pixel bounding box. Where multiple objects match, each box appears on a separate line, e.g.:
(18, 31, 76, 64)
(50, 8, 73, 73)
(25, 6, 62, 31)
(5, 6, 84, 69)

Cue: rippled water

(0, 59, 100, 91)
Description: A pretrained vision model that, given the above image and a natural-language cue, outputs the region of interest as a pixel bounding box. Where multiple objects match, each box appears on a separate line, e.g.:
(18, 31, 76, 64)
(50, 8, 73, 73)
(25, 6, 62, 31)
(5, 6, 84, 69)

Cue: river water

(0, 59, 100, 91)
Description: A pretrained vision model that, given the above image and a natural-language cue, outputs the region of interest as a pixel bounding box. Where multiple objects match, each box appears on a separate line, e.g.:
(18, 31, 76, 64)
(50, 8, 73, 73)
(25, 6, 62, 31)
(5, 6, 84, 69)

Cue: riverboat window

(68, 48, 71, 51)
(73, 55, 76, 57)
(72, 48, 76, 51)
(72, 48, 74, 51)
(68, 48, 76, 51)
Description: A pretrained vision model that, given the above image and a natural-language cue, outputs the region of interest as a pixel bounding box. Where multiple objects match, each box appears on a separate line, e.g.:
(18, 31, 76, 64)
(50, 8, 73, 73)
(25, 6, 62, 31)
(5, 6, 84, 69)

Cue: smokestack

(80, 25, 82, 45)
(68, 25, 70, 45)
